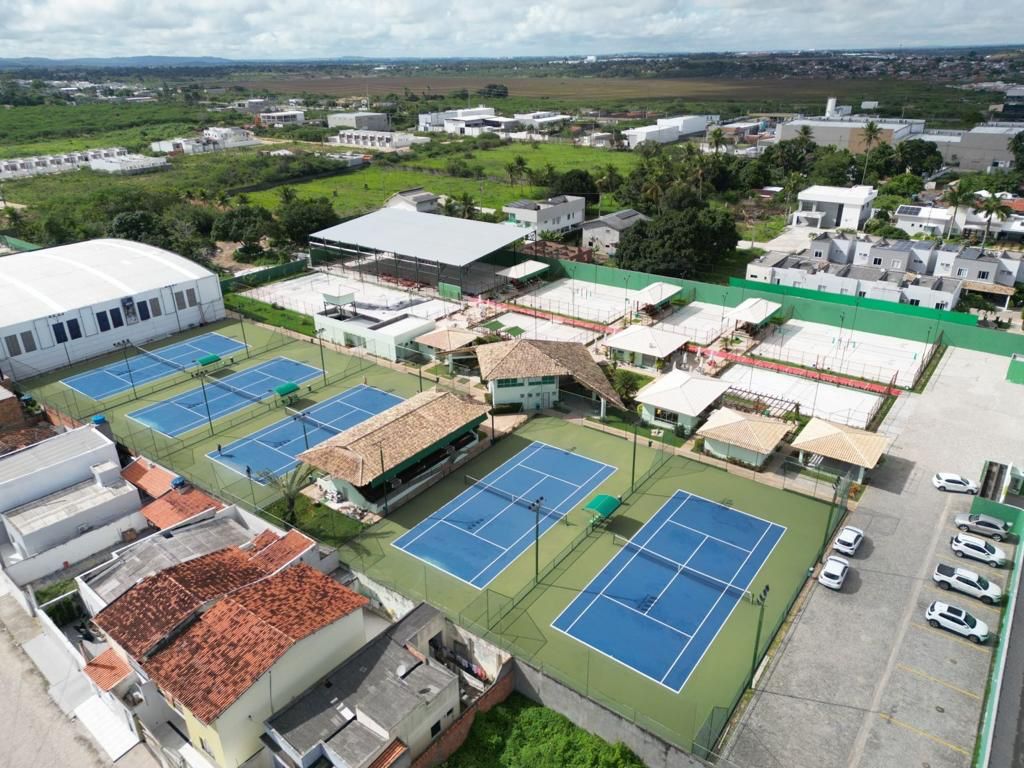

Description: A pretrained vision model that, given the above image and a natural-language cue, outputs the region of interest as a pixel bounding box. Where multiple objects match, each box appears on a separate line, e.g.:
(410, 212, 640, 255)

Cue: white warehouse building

(0, 239, 225, 380)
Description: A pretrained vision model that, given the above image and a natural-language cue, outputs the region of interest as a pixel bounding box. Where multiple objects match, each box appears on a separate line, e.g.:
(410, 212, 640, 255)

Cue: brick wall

(411, 663, 516, 768)
(0, 389, 23, 430)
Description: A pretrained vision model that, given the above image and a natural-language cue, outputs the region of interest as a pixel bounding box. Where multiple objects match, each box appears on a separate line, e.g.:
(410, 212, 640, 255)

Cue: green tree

(212, 204, 274, 252)
(795, 124, 815, 148)
(505, 161, 519, 187)
(972, 196, 1013, 251)
(896, 139, 944, 176)
(1011, 131, 1024, 169)
(457, 193, 477, 219)
(942, 184, 975, 238)
(553, 169, 599, 205)
(879, 173, 924, 198)
(615, 207, 738, 279)
(107, 210, 169, 246)
(707, 126, 726, 154)
(859, 120, 883, 184)
(810, 147, 858, 186)
(277, 197, 339, 246)
(257, 464, 315, 526)
(611, 368, 644, 404)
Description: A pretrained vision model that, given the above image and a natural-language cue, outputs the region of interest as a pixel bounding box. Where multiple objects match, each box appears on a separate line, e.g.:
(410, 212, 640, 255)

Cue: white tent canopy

(310, 209, 525, 268)
(496, 260, 550, 280)
(724, 298, 781, 327)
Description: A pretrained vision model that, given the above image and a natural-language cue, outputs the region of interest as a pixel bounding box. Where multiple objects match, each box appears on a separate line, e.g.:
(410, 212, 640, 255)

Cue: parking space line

(877, 713, 972, 757)
(895, 664, 982, 700)
(911, 623, 992, 653)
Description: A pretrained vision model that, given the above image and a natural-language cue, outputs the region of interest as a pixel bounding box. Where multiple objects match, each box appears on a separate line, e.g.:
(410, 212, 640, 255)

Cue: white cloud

(0, 0, 1011, 59)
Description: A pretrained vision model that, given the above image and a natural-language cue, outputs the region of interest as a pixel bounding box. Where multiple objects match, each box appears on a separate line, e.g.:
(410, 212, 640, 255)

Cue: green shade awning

(585, 494, 621, 520)
(197, 354, 221, 366)
(483, 320, 505, 331)
(274, 382, 300, 397)
(505, 326, 526, 337)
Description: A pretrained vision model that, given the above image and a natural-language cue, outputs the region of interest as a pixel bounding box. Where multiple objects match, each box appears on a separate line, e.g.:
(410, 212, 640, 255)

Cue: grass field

(248, 164, 547, 215)
(405, 142, 639, 180)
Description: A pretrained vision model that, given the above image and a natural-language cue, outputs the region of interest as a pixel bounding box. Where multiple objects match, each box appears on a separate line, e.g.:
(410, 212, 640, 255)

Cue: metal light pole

(197, 373, 216, 436)
(245, 464, 257, 509)
(114, 340, 138, 400)
(630, 419, 639, 491)
(316, 329, 328, 385)
(295, 414, 310, 450)
(379, 444, 390, 515)
(238, 315, 250, 358)
(533, 497, 545, 581)
(749, 584, 770, 687)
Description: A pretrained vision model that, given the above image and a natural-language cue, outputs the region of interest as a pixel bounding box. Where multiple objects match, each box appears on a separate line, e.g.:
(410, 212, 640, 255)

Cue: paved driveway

(724, 347, 1023, 768)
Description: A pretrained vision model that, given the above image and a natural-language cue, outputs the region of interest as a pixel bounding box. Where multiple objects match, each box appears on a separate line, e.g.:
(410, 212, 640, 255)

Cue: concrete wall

(703, 438, 768, 469)
(0, 429, 118, 514)
(0, 274, 224, 380)
(3, 510, 148, 585)
(488, 378, 558, 408)
(641, 403, 700, 434)
(512, 659, 707, 768)
(10, 484, 141, 556)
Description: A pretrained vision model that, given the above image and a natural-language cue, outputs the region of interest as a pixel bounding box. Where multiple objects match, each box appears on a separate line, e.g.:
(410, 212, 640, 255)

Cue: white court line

(645, 536, 707, 615)
(659, 523, 772, 686)
(667, 519, 753, 554)
(565, 494, 692, 634)
(440, 519, 507, 549)
(603, 595, 693, 639)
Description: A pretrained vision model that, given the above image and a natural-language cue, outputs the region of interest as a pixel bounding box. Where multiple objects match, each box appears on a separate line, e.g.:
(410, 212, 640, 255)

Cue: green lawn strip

(261, 495, 364, 549)
(404, 142, 639, 180)
(224, 294, 315, 336)
(34, 578, 76, 605)
(737, 214, 787, 243)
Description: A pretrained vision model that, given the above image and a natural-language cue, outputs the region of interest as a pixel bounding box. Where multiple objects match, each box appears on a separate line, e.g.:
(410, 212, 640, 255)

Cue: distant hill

(0, 56, 236, 70)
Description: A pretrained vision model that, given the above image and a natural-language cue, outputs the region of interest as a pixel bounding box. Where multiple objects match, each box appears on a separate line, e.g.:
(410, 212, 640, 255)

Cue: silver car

(955, 513, 1011, 542)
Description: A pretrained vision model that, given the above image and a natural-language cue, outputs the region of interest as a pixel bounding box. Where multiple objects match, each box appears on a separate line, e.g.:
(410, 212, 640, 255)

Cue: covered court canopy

(310, 209, 525, 268)
(496, 260, 549, 281)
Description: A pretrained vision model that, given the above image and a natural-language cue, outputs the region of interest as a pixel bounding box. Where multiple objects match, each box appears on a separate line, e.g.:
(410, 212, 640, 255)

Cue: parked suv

(932, 563, 1002, 604)
(950, 533, 1007, 568)
(925, 601, 989, 644)
(955, 513, 1011, 542)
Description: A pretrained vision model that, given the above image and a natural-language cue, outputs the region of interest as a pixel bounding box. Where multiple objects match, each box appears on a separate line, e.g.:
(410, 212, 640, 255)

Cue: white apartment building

(0, 147, 129, 181)
(791, 185, 878, 230)
(0, 239, 224, 379)
(417, 106, 495, 132)
(503, 195, 586, 235)
(327, 112, 390, 131)
(325, 130, 427, 150)
(623, 115, 719, 149)
(202, 126, 260, 148)
(513, 111, 572, 130)
(257, 110, 305, 126)
(87, 154, 169, 175)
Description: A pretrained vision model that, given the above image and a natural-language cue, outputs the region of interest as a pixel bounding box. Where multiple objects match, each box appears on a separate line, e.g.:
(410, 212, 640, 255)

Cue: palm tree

(277, 186, 297, 205)
(973, 196, 1013, 251)
(795, 125, 815, 146)
(941, 184, 974, 239)
(859, 121, 882, 185)
(596, 164, 623, 215)
(258, 464, 316, 526)
(784, 172, 808, 221)
(441, 196, 460, 217)
(513, 154, 529, 178)
(504, 161, 519, 187)
(458, 192, 477, 219)
(708, 127, 726, 155)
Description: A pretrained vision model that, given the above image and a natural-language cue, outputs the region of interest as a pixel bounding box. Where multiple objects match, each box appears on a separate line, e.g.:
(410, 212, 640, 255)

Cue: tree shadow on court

(606, 515, 643, 539)
(865, 454, 916, 496)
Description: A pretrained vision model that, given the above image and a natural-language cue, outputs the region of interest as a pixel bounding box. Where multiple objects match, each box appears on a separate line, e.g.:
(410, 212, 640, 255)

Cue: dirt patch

(211, 241, 250, 273)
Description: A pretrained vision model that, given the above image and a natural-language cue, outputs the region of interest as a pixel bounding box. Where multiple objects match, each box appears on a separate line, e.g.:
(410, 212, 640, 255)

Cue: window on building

(956, 268, 968, 277)
(4, 335, 21, 357)
(978, 271, 990, 280)
(199, 737, 213, 757)
(446, 708, 454, 718)
(52, 322, 68, 344)
(174, 291, 187, 311)
(857, 291, 866, 298)
(653, 408, 679, 424)
(872, 257, 882, 266)
(908, 299, 921, 306)
(891, 260, 902, 269)
(813, 250, 823, 258)
(66, 318, 82, 340)
(137, 301, 150, 321)
(96, 310, 110, 332)
(936, 302, 948, 310)
(109, 307, 124, 328)
(19, 331, 36, 353)
(149, 297, 162, 317)
(430, 721, 441, 738)
(496, 379, 520, 388)
(185, 288, 198, 307)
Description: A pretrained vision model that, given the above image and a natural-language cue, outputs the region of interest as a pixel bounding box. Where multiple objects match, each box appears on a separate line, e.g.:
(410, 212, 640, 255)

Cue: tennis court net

(203, 374, 266, 406)
(286, 407, 342, 437)
(612, 534, 753, 602)
(464, 474, 563, 523)
(134, 344, 190, 374)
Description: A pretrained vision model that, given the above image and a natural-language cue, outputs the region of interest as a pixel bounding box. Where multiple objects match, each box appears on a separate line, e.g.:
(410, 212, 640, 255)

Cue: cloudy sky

(0, 0, 1014, 59)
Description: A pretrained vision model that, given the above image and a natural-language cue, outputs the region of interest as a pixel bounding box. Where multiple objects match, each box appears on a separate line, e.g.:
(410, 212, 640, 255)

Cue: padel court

(393, 442, 616, 589)
(552, 491, 785, 692)
(207, 385, 404, 481)
(126, 357, 320, 437)
(61, 332, 246, 400)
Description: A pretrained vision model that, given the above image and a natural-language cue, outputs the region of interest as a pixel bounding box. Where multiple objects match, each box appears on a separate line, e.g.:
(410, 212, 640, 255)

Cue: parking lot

(723, 347, 1023, 768)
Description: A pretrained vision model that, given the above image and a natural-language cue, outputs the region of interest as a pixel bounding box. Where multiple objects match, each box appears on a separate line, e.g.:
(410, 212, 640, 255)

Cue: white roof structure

(0, 426, 111, 486)
(894, 205, 953, 223)
(496, 260, 550, 280)
(636, 368, 731, 417)
(797, 185, 877, 207)
(0, 239, 213, 328)
(635, 282, 683, 307)
(604, 325, 686, 359)
(309, 209, 525, 268)
(723, 298, 781, 326)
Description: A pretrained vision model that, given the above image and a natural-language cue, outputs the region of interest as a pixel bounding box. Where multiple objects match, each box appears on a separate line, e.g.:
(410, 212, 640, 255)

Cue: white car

(833, 526, 864, 556)
(932, 473, 979, 494)
(951, 533, 1007, 568)
(818, 555, 849, 590)
(925, 601, 990, 644)
(933, 563, 1003, 605)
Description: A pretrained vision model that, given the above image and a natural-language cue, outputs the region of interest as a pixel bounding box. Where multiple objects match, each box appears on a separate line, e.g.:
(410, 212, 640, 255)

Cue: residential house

(417, 107, 495, 133)
(257, 110, 305, 126)
(696, 407, 791, 469)
(326, 130, 427, 151)
(264, 604, 458, 768)
(581, 209, 649, 256)
(385, 188, 441, 214)
(512, 111, 571, 131)
(327, 112, 390, 131)
(502, 195, 586, 236)
(791, 418, 890, 483)
(790, 185, 878, 230)
(603, 325, 686, 371)
(892, 205, 954, 238)
(94, 550, 367, 768)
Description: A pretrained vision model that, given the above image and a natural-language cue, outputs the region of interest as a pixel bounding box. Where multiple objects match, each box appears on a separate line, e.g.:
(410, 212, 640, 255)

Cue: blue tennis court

(126, 357, 321, 437)
(207, 385, 404, 481)
(393, 442, 615, 589)
(61, 332, 246, 400)
(552, 491, 785, 692)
